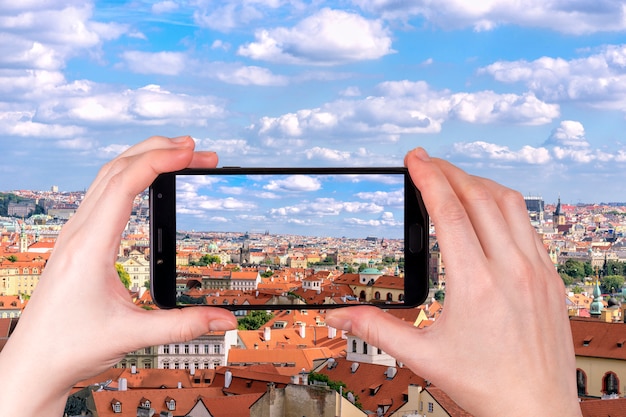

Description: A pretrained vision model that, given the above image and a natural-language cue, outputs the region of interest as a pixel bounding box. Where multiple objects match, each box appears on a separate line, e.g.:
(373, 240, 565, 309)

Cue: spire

(590, 280, 604, 318)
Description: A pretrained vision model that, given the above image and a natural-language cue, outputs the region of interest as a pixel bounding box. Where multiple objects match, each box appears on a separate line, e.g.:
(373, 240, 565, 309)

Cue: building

(571, 317, 626, 398)
(117, 251, 150, 291)
(250, 382, 366, 417)
(157, 330, 237, 371)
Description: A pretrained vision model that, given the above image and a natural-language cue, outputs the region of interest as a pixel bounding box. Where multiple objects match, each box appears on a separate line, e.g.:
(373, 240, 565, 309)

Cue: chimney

(118, 378, 128, 391)
(131, 365, 137, 374)
(264, 327, 271, 341)
(177, 382, 182, 389)
(327, 326, 336, 339)
(224, 370, 233, 389)
(299, 323, 306, 338)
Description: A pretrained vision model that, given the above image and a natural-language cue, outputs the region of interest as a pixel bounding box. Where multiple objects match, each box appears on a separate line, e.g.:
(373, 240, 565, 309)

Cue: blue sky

(176, 172, 405, 237)
(3, 1, 626, 204)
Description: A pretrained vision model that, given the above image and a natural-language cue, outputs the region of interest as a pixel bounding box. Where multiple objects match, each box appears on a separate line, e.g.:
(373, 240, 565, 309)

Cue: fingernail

(413, 147, 430, 161)
(209, 319, 237, 331)
(170, 136, 190, 144)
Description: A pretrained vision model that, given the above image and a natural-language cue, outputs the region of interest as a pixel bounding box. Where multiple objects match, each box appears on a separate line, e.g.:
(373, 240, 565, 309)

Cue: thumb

(127, 307, 238, 348)
(326, 306, 431, 365)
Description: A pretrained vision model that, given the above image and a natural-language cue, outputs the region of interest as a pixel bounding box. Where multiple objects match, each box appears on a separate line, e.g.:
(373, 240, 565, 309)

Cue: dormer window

(140, 398, 151, 408)
(111, 400, 122, 413)
(165, 398, 176, 411)
(583, 336, 593, 347)
(618, 340, 626, 348)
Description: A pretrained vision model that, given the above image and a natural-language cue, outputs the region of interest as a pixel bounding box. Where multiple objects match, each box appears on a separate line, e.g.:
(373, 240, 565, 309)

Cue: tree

(192, 254, 221, 266)
(115, 263, 131, 289)
(261, 270, 274, 278)
(559, 259, 585, 280)
(559, 272, 575, 287)
(6, 255, 17, 263)
(601, 275, 625, 294)
(434, 289, 445, 302)
(237, 310, 274, 330)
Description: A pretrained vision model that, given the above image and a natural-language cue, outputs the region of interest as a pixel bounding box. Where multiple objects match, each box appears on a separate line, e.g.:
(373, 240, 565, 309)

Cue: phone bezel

(149, 167, 429, 310)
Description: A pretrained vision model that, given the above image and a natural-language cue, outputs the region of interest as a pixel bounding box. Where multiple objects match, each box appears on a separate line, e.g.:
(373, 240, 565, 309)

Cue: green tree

(571, 285, 584, 294)
(6, 255, 17, 262)
(583, 261, 593, 277)
(237, 310, 274, 330)
(601, 275, 625, 294)
(434, 289, 445, 302)
(192, 254, 221, 266)
(261, 270, 274, 278)
(115, 263, 131, 289)
(559, 259, 585, 280)
(559, 272, 575, 286)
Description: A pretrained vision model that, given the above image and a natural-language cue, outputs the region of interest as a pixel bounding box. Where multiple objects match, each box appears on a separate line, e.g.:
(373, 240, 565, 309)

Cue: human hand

(326, 148, 582, 417)
(0, 136, 237, 415)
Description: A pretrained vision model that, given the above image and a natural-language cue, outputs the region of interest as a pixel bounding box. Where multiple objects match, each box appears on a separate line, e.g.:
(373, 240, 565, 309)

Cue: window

(386, 292, 393, 301)
(213, 344, 221, 354)
(204, 345, 209, 354)
(163, 345, 169, 354)
(166, 399, 176, 411)
(603, 372, 620, 395)
(184, 344, 189, 354)
(363, 341, 368, 354)
(352, 340, 357, 353)
(577, 369, 587, 396)
(374, 291, 380, 300)
(428, 402, 434, 413)
(112, 402, 122, 413)
(194, 344, 200, 354)
(174, 345, 180, 354)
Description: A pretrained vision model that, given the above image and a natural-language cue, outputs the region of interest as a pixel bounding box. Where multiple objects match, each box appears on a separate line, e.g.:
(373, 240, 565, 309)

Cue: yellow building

(571, 317, 626, 398)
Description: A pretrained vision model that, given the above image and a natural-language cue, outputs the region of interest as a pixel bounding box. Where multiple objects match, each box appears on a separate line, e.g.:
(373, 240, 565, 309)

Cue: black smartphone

(149, 167, 428, 310)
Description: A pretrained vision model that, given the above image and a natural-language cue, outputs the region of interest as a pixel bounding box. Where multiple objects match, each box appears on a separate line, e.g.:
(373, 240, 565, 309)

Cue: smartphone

(149, 167, 428, 310)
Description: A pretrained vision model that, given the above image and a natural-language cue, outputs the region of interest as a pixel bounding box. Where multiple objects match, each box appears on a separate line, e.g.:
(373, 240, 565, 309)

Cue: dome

(361, 267, 380, 275)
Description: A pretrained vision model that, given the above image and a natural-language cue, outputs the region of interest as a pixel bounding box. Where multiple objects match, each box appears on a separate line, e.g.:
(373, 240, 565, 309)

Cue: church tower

(19, 230, 28, 253)
(553, 196, 566, 226)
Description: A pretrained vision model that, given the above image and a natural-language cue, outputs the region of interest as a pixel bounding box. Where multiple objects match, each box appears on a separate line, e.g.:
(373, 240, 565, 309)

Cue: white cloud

(152, 1, 179, 14)
(251, 80, 559, 146)
(33, 84, 226, 126)
(450, 120, 626, 166)
(264, 175, 321, 192)
(237, 8, 394, 65)
(0, 2, 127, 71)
(304, 147, 351, 162)
(452, 141, 552, 164)
(480, 45, 626, 112)
(121, 51, 187, 76)
(351, 0, 626, 34)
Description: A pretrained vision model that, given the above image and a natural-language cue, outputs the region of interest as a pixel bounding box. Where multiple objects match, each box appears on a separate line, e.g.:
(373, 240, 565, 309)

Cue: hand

(326, 148, 582, 417)
(0, 136, 237, 415)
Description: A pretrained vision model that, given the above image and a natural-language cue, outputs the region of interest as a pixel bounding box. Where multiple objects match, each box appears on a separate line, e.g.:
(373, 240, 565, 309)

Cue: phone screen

(150, 168, 428, 310)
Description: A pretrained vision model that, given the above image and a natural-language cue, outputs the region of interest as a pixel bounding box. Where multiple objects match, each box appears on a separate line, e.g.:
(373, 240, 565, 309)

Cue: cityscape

(3, 187, 626, 416)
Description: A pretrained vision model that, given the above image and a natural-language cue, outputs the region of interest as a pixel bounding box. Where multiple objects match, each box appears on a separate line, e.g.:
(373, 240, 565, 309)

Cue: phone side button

(408, 224, 423, 254)
(157, 228, 163, 253)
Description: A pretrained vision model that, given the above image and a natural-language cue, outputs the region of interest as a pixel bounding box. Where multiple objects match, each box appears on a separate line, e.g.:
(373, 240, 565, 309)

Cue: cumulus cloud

(237, 8, 394, 65)
(479, 45, 626, 112)
(35, 84, 226, 126)
(264, 175, 321, 192)
(450, 120, 626, 166)
(351, 0, 626, 34)
(0, 2, 127, 71)
(251, 80, 559, 146)
(119, 51, 288, 86)
(270, 197, 384, 218)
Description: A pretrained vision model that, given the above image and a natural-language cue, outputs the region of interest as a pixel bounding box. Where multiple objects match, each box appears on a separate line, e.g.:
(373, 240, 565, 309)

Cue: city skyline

(4, 2, 626, 203)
